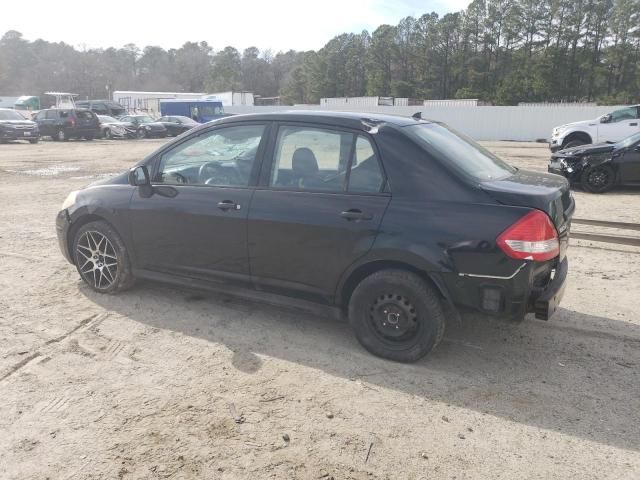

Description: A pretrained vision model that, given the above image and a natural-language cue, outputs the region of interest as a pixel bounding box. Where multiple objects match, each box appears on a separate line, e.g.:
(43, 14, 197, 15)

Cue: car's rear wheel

(581, 164, 615, 193)
(84, 135, 94, 141)
(29, 138, 39, 144)
(137, 128, 146, 139)
(72, 221, 135, 293)
(348, 270, 446, 362)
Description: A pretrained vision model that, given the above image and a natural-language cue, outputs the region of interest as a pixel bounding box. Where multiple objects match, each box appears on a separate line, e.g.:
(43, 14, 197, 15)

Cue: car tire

(29, 138, 39, 144)
(348, 269, 446, 363)
(563, 139, 587, 149)
(581, 164, 615, 193)
(137, 129, 146, 139)
(72, 220, 135, 294)
(84, 135, 94, 141)
(57, 129, 68, 141)
(104, 129, 111, 139)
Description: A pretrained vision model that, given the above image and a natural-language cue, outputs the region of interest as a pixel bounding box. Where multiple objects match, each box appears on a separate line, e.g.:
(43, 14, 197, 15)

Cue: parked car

(549, 105, 640, 151)
(56, 112, 573, 362)
(548, 132, 640, 193)
(98, 115, 137, 139)
(34, 108, 101, 141)
(119, 114, 168, 138)
(157, 115, 200, 136)
(75, 100, 127, 118)
(0, 108, 40, 143)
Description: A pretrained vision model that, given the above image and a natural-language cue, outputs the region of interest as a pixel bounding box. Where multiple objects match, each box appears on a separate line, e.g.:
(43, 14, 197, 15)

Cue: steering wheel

(198, 161, 222, 183)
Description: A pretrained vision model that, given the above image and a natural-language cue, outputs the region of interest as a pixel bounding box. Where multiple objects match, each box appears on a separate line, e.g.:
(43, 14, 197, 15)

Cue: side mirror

(600, 114, 612, 124)
(128, 165, 150, 186)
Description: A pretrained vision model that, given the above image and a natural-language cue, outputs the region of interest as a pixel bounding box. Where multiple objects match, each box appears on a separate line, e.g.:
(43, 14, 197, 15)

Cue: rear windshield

(76, 110, 95, 120)
(405, 123, 516, 182)
(0, 110, 26, 120)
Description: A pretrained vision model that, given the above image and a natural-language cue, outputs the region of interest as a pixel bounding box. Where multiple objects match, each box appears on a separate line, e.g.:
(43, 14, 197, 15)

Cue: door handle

(217, 200, 240, 211)
(340, 209, 372, 221)
(630, 123, 638, 126)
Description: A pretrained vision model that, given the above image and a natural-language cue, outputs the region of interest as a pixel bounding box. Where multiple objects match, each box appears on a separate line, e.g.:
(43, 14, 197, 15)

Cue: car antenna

(412, 111, 422, 120)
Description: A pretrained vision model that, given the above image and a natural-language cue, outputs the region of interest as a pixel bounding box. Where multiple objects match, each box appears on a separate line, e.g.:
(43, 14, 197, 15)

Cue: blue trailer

(159, 99, 225, 123)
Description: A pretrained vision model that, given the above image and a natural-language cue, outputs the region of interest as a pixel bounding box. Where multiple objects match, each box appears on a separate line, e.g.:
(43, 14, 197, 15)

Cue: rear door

(247, 124, 390, 302)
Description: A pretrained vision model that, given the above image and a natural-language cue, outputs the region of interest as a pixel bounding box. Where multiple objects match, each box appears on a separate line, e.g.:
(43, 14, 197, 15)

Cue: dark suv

(35, 108, 101, 141)
(56, 112, 573, 362)
(0, 108, 40, 143)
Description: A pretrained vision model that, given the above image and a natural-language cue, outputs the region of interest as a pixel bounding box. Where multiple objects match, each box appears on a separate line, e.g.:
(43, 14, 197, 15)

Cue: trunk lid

(481, 169, 574, 258)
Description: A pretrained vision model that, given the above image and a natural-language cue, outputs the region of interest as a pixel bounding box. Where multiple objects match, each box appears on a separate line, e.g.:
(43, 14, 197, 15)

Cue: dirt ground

(1, 138, 639, 480)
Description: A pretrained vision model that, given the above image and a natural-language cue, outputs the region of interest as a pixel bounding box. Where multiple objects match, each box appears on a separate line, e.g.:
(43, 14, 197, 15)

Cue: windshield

(615, 132, 640, 149)
(405, 123, 516, 182)
(0, 110, 26, 121)
(98, 115, 117, 123)
(136, 116, 154, 123)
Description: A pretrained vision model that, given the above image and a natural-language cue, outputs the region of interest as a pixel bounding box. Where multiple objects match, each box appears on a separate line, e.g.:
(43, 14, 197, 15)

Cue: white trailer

(113, 91, 205, 116)
(202, 91, 254, 106)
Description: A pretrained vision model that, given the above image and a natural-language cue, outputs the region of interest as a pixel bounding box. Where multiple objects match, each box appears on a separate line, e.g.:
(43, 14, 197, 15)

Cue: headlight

(144, 125, 151, 130)
(61, 191, 78, 210)
(553, 126, 567, 136)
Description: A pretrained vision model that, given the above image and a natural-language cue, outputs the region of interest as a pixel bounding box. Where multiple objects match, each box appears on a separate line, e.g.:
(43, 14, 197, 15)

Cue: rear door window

(347, 136, 384, 193)
(270, 126, 352, 192)
(45, 110, 59, 119)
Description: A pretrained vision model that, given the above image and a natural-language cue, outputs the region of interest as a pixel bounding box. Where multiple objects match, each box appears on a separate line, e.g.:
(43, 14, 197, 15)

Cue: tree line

(0, 0, 638, 106)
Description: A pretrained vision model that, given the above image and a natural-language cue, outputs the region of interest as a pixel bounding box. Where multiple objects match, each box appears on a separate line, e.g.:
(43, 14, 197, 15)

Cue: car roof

(215, 110, 429, 131)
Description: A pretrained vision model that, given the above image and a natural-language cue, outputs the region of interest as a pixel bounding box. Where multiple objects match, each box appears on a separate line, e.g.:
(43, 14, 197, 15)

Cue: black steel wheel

(581, 164, 614, 193)
(348, 270, 446, 362)
(72, 220, 134, 293)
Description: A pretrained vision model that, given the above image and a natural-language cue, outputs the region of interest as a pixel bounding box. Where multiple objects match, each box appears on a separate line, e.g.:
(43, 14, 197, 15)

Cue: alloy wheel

(587, 167, 609, 189)
(76, 230, 118, 289)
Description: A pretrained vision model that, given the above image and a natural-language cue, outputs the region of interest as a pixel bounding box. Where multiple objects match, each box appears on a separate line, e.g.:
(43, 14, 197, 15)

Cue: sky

(1, 0, 470, 52)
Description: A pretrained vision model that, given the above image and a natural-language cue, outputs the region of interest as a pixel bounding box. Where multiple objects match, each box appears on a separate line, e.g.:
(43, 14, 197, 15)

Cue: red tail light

(497, 210, 559, 262)
(69, 117, 76, 127)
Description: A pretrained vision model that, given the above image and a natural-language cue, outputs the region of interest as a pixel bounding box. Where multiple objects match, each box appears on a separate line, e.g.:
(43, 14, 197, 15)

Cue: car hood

(555, 117, 600, 131)
(553, 142, 615, 157)
(103, 121, 133, 127)
(481, 169, 572, 227)
(0, 120, 36, 126)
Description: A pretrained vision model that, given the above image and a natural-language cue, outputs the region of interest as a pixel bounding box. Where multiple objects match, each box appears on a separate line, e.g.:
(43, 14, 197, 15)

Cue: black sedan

(157, 115, 199, 136)
(119, 114, 168, 138)
(56, 112, 573, 362)
(0, 108, 40, 144)
(548, 132, 640, 192)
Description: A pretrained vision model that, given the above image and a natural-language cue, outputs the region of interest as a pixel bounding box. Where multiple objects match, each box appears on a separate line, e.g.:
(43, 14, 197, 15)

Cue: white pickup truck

(549, 105, 640, 151)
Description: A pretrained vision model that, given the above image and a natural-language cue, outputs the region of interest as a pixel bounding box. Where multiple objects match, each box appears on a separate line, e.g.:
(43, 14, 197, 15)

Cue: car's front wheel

(581, 164, 615, 193)
(348, 270, 446, 362)
(72, 220, 135, 293)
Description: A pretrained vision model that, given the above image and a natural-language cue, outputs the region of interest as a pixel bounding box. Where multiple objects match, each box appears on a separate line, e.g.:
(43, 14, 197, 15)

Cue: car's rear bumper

(56, 209, 74, 264)
(442, 257, 569, 322)
(532, 257, 568, 320)
(0, 130, 39, 140)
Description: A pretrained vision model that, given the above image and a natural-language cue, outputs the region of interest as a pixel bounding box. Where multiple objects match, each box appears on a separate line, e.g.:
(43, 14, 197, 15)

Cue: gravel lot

(1, 138, 639, 479)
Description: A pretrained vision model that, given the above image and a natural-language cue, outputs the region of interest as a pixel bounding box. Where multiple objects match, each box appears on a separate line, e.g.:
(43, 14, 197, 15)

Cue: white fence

(224, 104, 620, 141)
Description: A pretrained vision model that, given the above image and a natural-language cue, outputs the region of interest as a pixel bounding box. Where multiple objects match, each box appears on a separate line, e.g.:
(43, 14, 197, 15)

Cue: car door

(247, 123, 390, 302)
(34, 111, 48, 135)
(617, 139, 640, 183)
(128, 123, 269, 285)
(597, 106, 640, 142)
